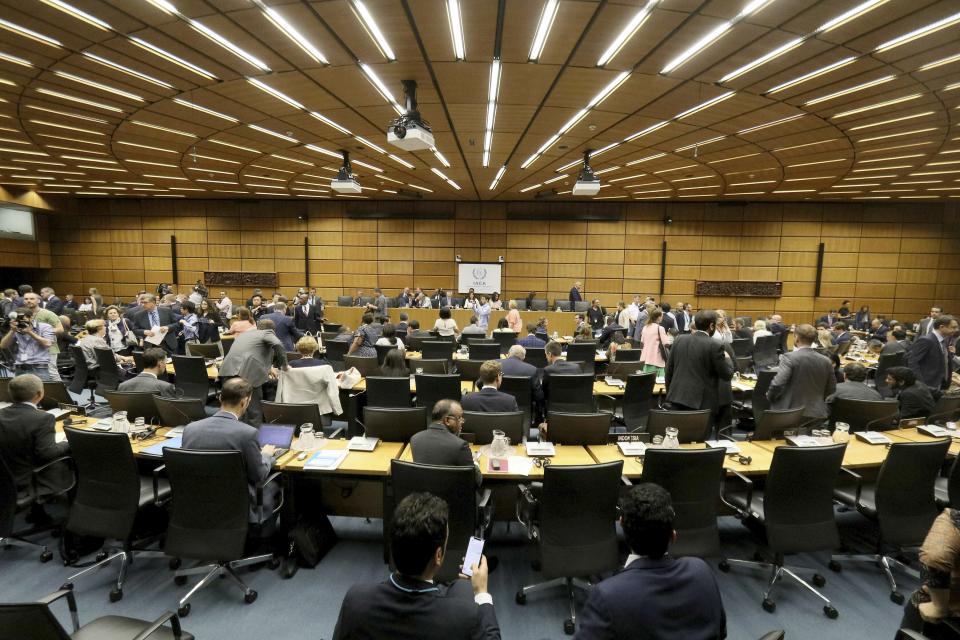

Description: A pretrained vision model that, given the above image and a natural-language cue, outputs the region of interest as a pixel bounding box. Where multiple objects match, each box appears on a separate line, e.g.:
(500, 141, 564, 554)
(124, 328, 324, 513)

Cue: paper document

(144, 329, 166, 346)
(507, 456, 534, 476)
(348, 436, 380, 451)
(786, 435, 824, 448)
(525, 441, 556, 457)
(45, 408, 71, 419)
(0, 402, 11, 410)
(706, 440, 741, 453)
(617, 441, 647, 456)
(55, 432, 67, 444)
(732, 380, 754, 392)
(918, 425, 950, 438)
(141, 436, 182, 456)
(855, 431, 892, 445)
(304, 449, 348, 470)
(165, 426, 185, 438)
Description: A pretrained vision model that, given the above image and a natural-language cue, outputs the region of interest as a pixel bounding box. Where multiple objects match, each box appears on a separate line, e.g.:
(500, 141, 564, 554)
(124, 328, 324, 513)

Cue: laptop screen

(259, 424, 295, 448)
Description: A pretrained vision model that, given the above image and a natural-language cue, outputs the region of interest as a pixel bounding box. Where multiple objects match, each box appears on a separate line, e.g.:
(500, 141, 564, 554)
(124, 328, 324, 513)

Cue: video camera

(1, 311, 30, 332)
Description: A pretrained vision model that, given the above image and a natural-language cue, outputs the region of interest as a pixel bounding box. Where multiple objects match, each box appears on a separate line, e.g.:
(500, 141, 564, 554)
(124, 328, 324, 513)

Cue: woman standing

(348, 313, 378, 358)
(854, 305, 871, 331)
(640, 308, 670, 376)
(103, 305, 135, 354)
(88, 287, 102, 316)
(198, 299, 222, 343)
(505, 300, 522, 333)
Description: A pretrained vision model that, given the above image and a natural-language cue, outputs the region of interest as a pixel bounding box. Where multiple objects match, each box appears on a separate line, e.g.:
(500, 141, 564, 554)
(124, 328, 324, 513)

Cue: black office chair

(185, 342, 222, 359)
(565, 342, 596, 365)
(460, 335, 494, 346)
(500, 375, 534, 433)
(344, 355, 380, 378)
(723, 443, 846, 618)
(415, 373, 462, 409)
(545, 412, 610, 445)
(364, 376, 412, 408)
(874, 351, 905, 398)
(462, 411, 524, 445)
(523, 347, 548, 369)
(545, 374, 595, 414)
(337, 296, 352, 307)
(262, 401, 340, 436)
(455, 360, 484, 389)
(413, 358, 448, 374)
(0, 377, 10, 402)
(640, 447, 725, 558)
(40, 381, 72, 410)
(61, 427, 169, 602)
(554, 300, 572, 312)
(322, 323, 343, 333)
(320, 331, 340, 344)
(612, 348, 641, 362)
(163, 448, 282, 617)
(931, 394, 960, 422)
(753, 335, 779, 370)
(514, 300, 528, 311)
(573, 301, 590, 313)
(829, 397, 899, 432)
(935, 453, 960, 509)
(153, 396, 207, 427)
(491, 331, 517, 354)
(732, 338, 753, 358)
(388, 461, 490, 582)
(751, 369, 777, 419)
(324, 340, 349, 369)
(0, 588, 192, 639)
(469, 343, 501, 361)
(94, 347, 123, 395)
(103, 390, 162, 425)
(1, 453, 72, 563)
(374, 344, 395, 366)
(516, 461, 624, 635)
(359, 407, 428, 442)
(833, 439, 951, 604)
(535, 331, 550, 345)
(421, 341, 455, 362)
(529, 298, 548, 311)
(67, 346, 98, 411)
(170, 356, 213, 401)
(605, 361, 644, 379)
(285, 351, 303, 362)
(751, 407, 805, 441)
(618, 373, 657, 430)
(646, 409, 712, 443)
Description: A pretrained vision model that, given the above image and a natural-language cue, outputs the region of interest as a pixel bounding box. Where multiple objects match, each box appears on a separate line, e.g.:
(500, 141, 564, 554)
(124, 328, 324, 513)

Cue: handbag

(656, 326, 671, 363)
(121, 319, 139, 347)
(337, 366, 362, 389)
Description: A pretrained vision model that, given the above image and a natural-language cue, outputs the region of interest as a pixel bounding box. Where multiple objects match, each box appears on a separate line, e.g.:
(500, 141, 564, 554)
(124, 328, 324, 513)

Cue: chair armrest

(132, 611, 185, 640)
(30, 456, 76, 499)
(895, 630, 930, 640)
(327, 426, 345, 440)
(515, 483, 540, 539)
(477, 488, 492, 509)
(256, 471, 285, 524)
(839, 467, 863, 505)
(621, 476, 633, 486)
(39, 589, 80, 631)
(152, 464, 169, 506)
(721, 469, 754, 514)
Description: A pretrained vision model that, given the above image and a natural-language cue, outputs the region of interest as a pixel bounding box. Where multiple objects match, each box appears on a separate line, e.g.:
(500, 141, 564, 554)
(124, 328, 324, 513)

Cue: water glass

(133, 416, 146, 432)
(112, 411, 129, 434)
(663, 426, 680, 449)
(415, 367, 424, 375)
(651, 435, 664, 447)
(833, 422, 850, 444)
(299, 423, 315, 450)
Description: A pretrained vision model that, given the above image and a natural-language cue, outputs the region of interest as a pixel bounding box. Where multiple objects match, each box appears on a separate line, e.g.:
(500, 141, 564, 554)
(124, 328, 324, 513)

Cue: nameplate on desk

(525, 442, 556, 457)
(705, 440, 741, 453)
(918, 425, 951, 438)
(304, 449, 348, 470)
(617, 441, 647, 457)
(348, 436, 380, 451)
(854, 431, 892, 445)
(141, 436, 182, 456)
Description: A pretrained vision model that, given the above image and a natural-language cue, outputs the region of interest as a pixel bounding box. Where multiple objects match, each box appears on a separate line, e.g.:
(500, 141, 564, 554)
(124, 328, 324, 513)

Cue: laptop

(259, 424, 295, 459)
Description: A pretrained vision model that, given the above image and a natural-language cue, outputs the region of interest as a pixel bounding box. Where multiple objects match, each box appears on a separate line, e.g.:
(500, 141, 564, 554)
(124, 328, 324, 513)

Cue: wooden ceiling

(0, 0, 958, 202)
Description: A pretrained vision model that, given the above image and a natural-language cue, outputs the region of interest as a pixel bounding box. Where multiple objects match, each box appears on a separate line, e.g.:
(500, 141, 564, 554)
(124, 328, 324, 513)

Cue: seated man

(461, 316, 487, 337)
(887, 366, 937, 420)
(462, 361, 519, 413)
(517, 323, 546, 349)
(882, 329, 909, 356)
(598, 316, 626, 350)
(577, 483, 726, 639)
(333, 492, 498, 640)
(117, 348, 179, 397)
(827, 362, 882, 404)
(408, 319, 434, 340)
(182, 377, 278, 522)
(410, 400, 480, 486)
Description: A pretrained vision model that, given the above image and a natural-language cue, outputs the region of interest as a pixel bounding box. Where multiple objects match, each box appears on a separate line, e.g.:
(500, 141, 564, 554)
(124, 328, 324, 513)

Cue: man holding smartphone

(333, 493, 500, 640)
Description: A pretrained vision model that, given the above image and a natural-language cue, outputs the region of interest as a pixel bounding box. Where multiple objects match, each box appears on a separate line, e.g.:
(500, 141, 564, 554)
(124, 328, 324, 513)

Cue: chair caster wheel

(890, 591, 905, 605)
(824, 605, 839, 619)
(813, 574, 826, 587)
(244, 590, 258, 604)
(169, 558, 181, 570)
(109, 588, 123, 603)
(60, 583, 73, 591)
(828, 560, 842, 573)
(762, 598, 776, 613)
(177, 604, 190, 618)
(718, 560, 730, 573)
(515, 591, 526, 605)
(96, 551, 108, 562)
(174, 575, 188, 586)
(40, 550, 53, 563)
(563, 619, 575, 635)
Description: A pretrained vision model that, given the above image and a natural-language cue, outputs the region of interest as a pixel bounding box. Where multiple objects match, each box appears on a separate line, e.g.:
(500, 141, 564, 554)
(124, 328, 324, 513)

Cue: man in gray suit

(767, 324, 837, 422)
(217, 319, 287, 427)
(182, 378, 278, 522)
(410, 399, 481, 486)
(117, 348, 179, 397)
(827, 362, 881, 404)
(881, 329, 909, 356)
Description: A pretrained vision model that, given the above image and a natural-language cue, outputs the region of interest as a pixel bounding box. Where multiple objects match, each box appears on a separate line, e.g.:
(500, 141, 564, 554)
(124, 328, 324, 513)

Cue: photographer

(1, 308, 55, 380)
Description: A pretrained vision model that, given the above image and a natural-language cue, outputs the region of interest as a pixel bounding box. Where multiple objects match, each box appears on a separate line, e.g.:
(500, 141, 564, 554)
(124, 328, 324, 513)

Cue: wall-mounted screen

(457, 263, 502, 294)
(0, 207, 35, 241)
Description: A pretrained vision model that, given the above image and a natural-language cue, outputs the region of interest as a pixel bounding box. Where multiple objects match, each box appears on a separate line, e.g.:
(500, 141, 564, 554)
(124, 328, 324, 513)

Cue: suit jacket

(767, 347, 836, 419)
(576, 556, 726, 640)
(676, 311, 692, 333)
(817, 315, 836, 327)
(881, 340, 907, 356)
(333, 574, 500, 640)
(131, 306, 179, 351)
(734, 327, 753, 341)
(541, 359, 583, 407)
(598, 324, 626, 349)
(182, 410, 275, 521)
(569, 287, 582, 303)
(909, 332, 952, 390)
(293, 303, 323, 334)
(410, 424, 480, 486)
(432, 294, 450, 308)
(919, 317, 936, 336)
(897, 383, 937, 420)
(218, 329, 287, 387)
(500, 356, 542, 401)
(517, 334, 546, 349)
(0, 403, 69, 494)
(828, 380, 882, 404)
(42, 296, 64, 315)
(261, 312, 302, 351)
(461, 387, 519, 413)
(665, 332, 734, 412)
(117, 372, 179, 398)
(832, 331, 852, 345)
(660, 313, 677, 333)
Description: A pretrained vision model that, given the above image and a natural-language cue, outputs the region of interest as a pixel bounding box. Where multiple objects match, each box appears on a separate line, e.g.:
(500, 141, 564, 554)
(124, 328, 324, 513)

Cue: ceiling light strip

(529, 0, 560, 62)
(661, 0, 775, 74)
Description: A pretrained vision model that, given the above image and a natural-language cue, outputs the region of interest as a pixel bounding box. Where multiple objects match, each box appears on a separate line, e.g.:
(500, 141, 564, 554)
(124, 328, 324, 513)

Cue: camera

(1, 312, 30, 332)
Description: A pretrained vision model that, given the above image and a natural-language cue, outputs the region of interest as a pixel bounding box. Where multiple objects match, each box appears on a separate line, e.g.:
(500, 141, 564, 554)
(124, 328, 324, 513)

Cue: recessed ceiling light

(39, 0, 111, 30)
(53, 70, 145, 101)
(875, 11, 960, 53)
(661, 0, 773, 74)
(720, 37, 804, 83)
(131, 121, 196, 138)
(446, 0, 465, 60)
(186, 18, 271, 71)
(253, 0, 327, 65)
(0, 18, 62, 48)
(804, 75, 895, 106)
(765, 57, 857, 95)
(29, 120, 105, 136)
(248, 124, 298, 143)
(0, 51, 32, 67)
(359, 64, 403, 115)
(172, 98, 238, 122)
(82, 52, 174, 89)
(832, 94, 923, 119)
(130, 37, 217, 80)
(597, 0, 658, 67)
(36, 87, 122, 112)
(816, 0, 888, 33)
(308, 111, 352, 136)
(247, 78, 305, 110)
(489, 165, 506, 191)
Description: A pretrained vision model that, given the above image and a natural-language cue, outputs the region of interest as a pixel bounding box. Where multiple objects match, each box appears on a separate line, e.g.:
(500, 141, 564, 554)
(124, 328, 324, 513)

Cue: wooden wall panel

(20, 199, 957, 326)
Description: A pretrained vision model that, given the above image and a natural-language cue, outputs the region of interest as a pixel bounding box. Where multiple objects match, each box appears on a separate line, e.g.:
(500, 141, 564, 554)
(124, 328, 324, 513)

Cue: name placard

(694, 281, 782, 297)
(204, 271, 278, 288)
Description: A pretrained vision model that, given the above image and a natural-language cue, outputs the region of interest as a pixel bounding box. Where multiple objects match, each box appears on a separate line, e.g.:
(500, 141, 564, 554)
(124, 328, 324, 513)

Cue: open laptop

(258, 424, 295, 459)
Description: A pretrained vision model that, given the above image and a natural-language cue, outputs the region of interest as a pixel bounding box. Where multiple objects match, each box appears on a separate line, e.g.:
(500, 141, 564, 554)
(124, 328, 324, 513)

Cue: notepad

(603, 376, 626, 388)
(303, 449, 348, 470)
(165, 426, 185, 438)
(919, 425, 951, 438)
(348, 436, 380, 451)
(525, 441, 556, 457)
(144, 330, 166, 346)
(141, 436, 182, 456)
(45, 408, 71, 420)
(786, 435, 824, 448)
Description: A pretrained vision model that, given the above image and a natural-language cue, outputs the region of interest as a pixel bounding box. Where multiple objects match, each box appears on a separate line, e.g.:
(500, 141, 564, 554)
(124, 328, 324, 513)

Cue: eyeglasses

(444, 415, 465, 422)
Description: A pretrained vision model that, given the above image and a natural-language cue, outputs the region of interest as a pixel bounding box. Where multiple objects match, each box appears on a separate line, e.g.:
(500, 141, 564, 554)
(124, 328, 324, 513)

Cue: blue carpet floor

(1, 509, 914, 639)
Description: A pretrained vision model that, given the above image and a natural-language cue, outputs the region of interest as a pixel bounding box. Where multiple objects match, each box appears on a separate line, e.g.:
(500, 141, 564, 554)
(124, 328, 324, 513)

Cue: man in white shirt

(626, 295, 641, 325)
(217, 292, 233, 316)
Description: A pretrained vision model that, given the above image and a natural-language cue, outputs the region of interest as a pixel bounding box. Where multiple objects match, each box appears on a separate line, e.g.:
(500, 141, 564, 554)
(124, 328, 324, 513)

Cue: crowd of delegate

(3, 279, 960, 639)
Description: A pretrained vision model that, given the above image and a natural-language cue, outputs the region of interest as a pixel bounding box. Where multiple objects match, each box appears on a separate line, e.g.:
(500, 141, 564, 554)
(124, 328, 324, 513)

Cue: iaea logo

(472, 267, 487, 280)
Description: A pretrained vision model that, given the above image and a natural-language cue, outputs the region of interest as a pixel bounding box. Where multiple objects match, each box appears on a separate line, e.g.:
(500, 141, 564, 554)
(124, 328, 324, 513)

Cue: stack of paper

(706, 440, 741, 453)
(304, 449, 348, 470)
(617, 441, 647, 456)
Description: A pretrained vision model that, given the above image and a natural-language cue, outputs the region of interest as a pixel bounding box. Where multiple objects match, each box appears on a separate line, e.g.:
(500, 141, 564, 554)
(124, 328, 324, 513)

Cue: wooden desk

(885, 428, 960, 455)
(404, 350, 608, 363)
(351, 377, 475, 396)
(59, 416, 175, 456)
(280, 438, 405, 476)
(399, 443, 595, 480)
(324, 307, 579, 338)
(841, 354, 879, 369)
(587, 442, 775, 478)
(749, 433, 924, 470)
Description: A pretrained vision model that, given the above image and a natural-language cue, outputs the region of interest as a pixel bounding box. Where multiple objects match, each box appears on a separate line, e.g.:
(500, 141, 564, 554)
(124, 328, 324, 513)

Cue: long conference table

(324, 307, 582, 337)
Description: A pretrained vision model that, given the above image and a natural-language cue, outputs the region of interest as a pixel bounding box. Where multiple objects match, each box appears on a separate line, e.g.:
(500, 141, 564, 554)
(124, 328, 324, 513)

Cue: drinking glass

(299, 423, 315, 450)
(112, 411, 129, 434)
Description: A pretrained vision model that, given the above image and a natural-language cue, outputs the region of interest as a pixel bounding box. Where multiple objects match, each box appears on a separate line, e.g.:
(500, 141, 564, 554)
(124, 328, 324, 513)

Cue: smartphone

(490, 459, 501, 471)
(461, 536, 484, 577)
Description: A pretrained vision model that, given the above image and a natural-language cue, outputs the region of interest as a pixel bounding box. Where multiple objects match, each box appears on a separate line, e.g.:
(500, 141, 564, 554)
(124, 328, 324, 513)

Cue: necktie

(150, 310, 159, 327)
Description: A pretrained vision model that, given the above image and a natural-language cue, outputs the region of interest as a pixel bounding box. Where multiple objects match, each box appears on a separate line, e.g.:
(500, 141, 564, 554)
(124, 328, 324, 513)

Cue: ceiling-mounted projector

(387, 79, 434, 151)
(572, 150, 600, 196)
(331, 150, 362, 194)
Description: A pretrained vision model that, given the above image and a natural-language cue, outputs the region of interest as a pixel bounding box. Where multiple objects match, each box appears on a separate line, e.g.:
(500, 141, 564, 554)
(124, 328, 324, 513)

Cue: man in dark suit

(117, 348, 179, 397)
(39, 287, 63, 315)
(463, 361, 520, 413)
(569, 281, 582, 304)
(867, 318, 888, 342)
(501, 345, 542, 402)
(664, 310, 734, 415)
(218, 320, 288, 427)
(918, 307, 942, 336)
(597, 317, 626, 350)
(333, 492, 498, 640)
(659, 303, 677, 332)
(431, 288, 449, 309)
(817, 310, 837, 327)
(733, 318, 753, 341)
(182, 378, 278, 522)
(123, 292, 146, 320)
(909, 315, 958, 392)
(577, 483, 726, 639)
(827, 362, 882, 404)
(541, 340, 583, 413)
(130, 293, 179, 352)
(293, 293, 322, 335)
(410, 399, 481, 486)
(767, 324, 836, 422)
(675, 303, 691, 333)
(260, 302, 302, 352)
(830, 322, 852, 346)
(887, 366, 936, 420)
(0, 374, 70, 503)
